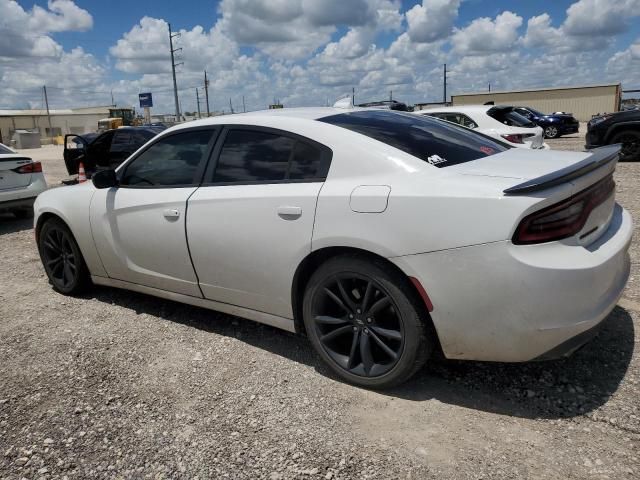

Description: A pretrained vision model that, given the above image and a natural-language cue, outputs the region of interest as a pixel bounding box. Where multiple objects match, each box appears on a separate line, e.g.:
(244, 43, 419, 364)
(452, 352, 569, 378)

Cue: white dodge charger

(34, 108, 632, 388)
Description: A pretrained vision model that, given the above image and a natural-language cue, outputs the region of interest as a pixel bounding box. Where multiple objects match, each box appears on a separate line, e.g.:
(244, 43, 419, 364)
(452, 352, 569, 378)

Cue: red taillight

(13, 161, 42, 174)
(501, 134, 524, 144)
(513, 175, 615, 245)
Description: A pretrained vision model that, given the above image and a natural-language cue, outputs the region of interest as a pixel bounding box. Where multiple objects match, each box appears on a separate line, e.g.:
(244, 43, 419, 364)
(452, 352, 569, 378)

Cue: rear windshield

(0, 144, 13, 154)
(318, 110, 509, 168)
(487, 107, 536, 127)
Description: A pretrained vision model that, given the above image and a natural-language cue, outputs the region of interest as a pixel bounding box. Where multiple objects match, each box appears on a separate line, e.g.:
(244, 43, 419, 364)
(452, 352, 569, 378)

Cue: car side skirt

(91, 276, 297, 333)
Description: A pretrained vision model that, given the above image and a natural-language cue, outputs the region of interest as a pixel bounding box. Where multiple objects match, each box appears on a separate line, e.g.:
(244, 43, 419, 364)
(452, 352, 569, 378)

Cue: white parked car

(34, 108, 631, 388)
(0, 142, 47, 218)
(415, 105, 549, 150)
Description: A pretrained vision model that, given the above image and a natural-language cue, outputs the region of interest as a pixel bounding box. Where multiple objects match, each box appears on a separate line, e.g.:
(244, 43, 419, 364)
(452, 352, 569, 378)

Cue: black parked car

(513, 106, 579, 139)
(63, 126, 164, 176)
(586, 110, 640, 162)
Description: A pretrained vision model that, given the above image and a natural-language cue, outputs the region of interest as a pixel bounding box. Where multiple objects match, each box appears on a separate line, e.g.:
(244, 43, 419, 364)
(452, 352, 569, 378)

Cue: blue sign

(139, 92, 153, 108)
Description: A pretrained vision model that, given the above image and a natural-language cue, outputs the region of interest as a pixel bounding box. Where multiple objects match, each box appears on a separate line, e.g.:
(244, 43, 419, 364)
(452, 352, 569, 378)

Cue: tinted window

(319, 110, 509, 168)
(289, 141, 329, 180)
(213, 130, 294, 183)
(121, 130, 213, 187)
(487, 107, 536, 127)
(0, 144, 13, 154)
(131, 130, 155, 146)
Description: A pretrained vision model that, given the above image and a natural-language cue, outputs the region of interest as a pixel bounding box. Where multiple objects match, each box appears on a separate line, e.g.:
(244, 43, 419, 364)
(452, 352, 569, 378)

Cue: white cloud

(29, 0, 93, 33)
(406, 0, 460, 43)
(563, 0, 640, 36)
(451, 11, 523, 56)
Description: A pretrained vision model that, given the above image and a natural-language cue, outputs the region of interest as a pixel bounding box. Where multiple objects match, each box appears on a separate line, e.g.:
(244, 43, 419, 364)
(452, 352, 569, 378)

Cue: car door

(186, 126, 332, 318)
(86, 131, 114, 170)
(108, 130, 133, 167)
(90, 128, 218, 297)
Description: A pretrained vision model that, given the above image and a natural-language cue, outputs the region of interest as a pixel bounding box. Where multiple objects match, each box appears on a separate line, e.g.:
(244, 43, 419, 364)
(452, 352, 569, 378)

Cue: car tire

(611, 130, 640, 162)
(302, 254, 432, 389)
(544, 125, 560, 139)
(38, 217, 91, 295)
(12, 208, 33, 219)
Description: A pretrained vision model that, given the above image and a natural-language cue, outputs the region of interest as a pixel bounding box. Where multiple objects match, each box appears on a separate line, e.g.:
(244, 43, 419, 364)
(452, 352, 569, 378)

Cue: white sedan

(415, 105, 549, 150)
(1, 142, 47, 218)
(34, 108, 632, 388)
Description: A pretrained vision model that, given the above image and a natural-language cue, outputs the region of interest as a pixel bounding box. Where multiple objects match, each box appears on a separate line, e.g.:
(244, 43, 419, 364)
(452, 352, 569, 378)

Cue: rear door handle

(163, 208, 180, 219)
(277, 206, 302, 219)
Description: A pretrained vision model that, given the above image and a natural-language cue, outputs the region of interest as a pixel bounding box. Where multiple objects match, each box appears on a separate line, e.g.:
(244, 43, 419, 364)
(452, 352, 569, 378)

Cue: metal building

(451, 84, 621, 122)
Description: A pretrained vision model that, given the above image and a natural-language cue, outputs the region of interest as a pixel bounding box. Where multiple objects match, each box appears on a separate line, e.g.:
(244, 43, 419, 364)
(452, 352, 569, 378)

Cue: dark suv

(513, 107, 579, 139)
(586, 110, 640, 162)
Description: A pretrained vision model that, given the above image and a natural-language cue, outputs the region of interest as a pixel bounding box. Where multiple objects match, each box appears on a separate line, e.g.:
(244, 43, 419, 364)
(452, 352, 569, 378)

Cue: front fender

(34, 184, 107, 277)
(605, 121, 640, 143)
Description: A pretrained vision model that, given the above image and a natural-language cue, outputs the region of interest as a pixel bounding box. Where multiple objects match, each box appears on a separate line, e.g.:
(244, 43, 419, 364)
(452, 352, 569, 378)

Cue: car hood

(446, 148, 591, 180)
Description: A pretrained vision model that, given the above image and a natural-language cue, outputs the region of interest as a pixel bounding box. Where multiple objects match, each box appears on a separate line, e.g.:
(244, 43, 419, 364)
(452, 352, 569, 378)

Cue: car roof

(168, 107, 373, 132)
(417, 105, 492, 114)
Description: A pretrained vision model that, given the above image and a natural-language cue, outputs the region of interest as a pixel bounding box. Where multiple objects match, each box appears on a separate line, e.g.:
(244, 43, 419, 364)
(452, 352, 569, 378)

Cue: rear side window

(0, 144, 13, 154)
(487, 107, 536, 127)
(210, 129, 331, 183)
(319, 110, 508, 168)
(121, 130, 213, 187)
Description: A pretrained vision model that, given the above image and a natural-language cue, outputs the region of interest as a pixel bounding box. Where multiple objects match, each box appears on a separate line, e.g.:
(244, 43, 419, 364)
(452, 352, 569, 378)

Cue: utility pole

(352, 87, 355, 105)
(389, 90, 393, 102)
(168, 23, 182, 120)
(196, 88, 201, 118)
(488, 83, 491, 92)
(229, 98, 234, 114)
(443, 63, 447, 104)
(242, 95, 246, 113)
(204, 70, 210, 117)
(43, 86, 52, 138)
(110, 89, 114, 106)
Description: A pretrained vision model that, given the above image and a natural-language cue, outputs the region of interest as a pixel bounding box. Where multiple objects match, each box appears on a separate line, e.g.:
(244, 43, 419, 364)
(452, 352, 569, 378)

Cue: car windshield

(0, 143, 14, 154)
(487, 107, 536, 128)
(526, 107, 545, 117)
(318, 110, 509, 168)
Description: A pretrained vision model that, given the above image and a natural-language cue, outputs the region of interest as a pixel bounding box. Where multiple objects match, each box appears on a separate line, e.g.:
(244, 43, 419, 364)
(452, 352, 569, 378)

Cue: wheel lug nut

(353, 326, 358, 331)
(356, 309, 361, 314)
(367, 318, 372, 323)
(364, 328, 369, 334)
(349, 314, 354, 319)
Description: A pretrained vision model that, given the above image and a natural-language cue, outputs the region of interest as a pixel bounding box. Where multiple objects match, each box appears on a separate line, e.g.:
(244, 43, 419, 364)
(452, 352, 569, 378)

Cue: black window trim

(116, 126, 221, 189)
(201, 124, 333, 187)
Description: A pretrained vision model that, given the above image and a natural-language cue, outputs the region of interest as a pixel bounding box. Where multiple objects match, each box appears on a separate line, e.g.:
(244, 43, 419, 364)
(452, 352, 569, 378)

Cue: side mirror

(92, 169, 118, 189)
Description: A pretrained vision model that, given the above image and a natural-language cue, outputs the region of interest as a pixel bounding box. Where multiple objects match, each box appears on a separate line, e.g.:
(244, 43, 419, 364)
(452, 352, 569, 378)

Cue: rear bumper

(0, 196, 36, 210)
(391, 204, 633, 362)
(559, 124, 579, 134)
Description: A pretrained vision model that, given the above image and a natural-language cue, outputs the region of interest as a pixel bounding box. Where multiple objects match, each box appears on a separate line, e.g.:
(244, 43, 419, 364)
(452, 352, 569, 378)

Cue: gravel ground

(1, 134, 638, 479)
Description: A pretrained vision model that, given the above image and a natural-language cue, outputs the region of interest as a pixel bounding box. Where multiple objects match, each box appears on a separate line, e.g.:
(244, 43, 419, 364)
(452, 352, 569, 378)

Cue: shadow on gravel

(390, 306, 635, 419)
(88, 286, 634, 420)
(0, 214, 32, 235)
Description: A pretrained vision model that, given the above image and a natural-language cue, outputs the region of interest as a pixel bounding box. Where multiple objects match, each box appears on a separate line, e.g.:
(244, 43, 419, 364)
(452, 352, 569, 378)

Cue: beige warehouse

(452, 84, 621, 122)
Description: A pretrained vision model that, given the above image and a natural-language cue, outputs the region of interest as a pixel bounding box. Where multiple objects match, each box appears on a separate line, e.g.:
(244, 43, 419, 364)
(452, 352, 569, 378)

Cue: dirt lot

(1, 133, 638, 479)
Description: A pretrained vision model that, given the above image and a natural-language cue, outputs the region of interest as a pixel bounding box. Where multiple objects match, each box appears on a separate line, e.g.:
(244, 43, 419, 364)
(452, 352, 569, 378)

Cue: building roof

(452, 83, 621, 97)
(0, 105, 124, 117)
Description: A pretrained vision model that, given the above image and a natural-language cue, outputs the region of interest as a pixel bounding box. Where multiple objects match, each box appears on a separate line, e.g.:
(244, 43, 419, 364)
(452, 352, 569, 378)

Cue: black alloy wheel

(38, 218, 90, 295)
(612, 131, 640, 162)
(311, 273, 404, 377)
(303, 255, 432, 389)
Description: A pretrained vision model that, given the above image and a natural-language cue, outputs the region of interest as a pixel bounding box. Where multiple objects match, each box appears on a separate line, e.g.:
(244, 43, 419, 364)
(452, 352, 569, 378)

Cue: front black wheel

(38, 218, 90, 295)
(303, 255, 432, 389)
(611, 130, 640, 162)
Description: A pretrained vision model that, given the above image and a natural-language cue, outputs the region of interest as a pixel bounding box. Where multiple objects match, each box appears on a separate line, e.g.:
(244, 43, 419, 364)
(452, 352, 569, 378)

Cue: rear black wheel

(38, 218, 90, 295)
(611, 130, 640, 162)
(544, 125, 559, 139)
(303, 255, 432, 389)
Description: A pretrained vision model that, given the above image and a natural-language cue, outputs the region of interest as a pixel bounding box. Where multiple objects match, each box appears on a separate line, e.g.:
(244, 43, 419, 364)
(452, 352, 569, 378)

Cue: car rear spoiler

(503, 144, 620, 195)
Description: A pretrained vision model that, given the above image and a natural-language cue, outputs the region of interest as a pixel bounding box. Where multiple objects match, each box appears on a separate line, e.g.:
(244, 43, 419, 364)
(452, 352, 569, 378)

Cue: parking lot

(0, 131, 638, 479)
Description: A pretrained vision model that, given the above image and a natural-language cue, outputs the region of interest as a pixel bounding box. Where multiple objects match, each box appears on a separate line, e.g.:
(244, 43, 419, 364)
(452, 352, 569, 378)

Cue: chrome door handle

(163, 208, 180, 219)
(277, 206, 302, 220)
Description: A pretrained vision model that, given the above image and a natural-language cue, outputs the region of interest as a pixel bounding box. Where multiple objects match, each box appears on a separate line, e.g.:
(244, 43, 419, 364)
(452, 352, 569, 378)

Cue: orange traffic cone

(78, 162, 87, 183)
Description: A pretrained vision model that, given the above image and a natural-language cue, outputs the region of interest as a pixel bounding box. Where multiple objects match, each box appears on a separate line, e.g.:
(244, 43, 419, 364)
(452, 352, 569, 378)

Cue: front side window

(121, 130, 213, 187)
(210, 129, 331, 183)
(487, 107, 536, 128)
(319, 110, 509, 168)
